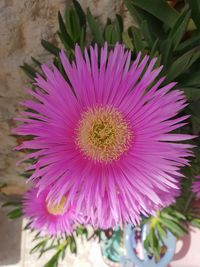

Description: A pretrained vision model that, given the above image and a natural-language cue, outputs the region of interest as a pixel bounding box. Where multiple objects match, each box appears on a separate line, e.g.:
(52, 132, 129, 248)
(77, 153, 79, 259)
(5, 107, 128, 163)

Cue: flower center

(47, 196, 67, 215)
(75, 106, 132, 163)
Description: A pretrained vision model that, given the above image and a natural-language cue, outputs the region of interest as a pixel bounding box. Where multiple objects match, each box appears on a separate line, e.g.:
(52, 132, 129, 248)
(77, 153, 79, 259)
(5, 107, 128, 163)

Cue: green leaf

(143, 237, 150, 253)
(104, 25, 114, 44)
(72, 0, 86, 26)
(190, 218, 200, 228)
(149, 228, 158, 249)
(182, 87, 200, 101)
(161, 212, 182, 223)
(122, 31, 134, 50)
(30, 240, 48, 254)
(57, 32, 69, 52)
(148, 228, 160, 259)
(115, 14, 123, 32)
(149, 39, 159, 58)
(87, 9, 104, 45)
(169, 5, 191, 49)
(20, 63, 37, 80)
(7, 208, 23, 219)
(58, 11, 74, 49)
(156, 223, 167, 238)
(2, 201, 21, 208)
(178, 70, 200, 87)
(124, 3, 166, 41)
(65, 9, 81, 41)
(171, 210, 187, 220)
(61, 248, 66, 260)
(24, 221, 32, 231)
(124, 0, 178, 28)
(128, 26, 145, 54)
(31, 57, 42, 68)
(164, 49, 200, 83)
(41, 39, 60, 56)
(69, 238, 77, 254)
(159, 218, 187, 236)
(114, 14, 123, 42)
(188, 102, 200, 133)
(186, 0, 200, 31)
(43, 251, 60, 267)
(76, 226, 88, 238)
(160, 38, 173, 68)
(111, 27, 121, 44)
(176, 34, 200, 54)
(79, 28, 85, 51)
(104, 24, 120, 44)
(141, 20, 155, 47)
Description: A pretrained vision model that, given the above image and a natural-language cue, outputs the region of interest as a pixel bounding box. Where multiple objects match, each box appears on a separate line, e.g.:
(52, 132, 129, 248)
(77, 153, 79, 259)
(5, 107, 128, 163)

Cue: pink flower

(192, 176, 200, 198)
(16, 43, 194, 228)
(23, 187, 83, 235)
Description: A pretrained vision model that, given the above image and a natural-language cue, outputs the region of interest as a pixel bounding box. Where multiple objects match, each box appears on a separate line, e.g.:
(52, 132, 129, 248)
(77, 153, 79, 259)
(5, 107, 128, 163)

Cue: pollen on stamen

(75, 106, 133, 163)
(46, 196, 67, 215)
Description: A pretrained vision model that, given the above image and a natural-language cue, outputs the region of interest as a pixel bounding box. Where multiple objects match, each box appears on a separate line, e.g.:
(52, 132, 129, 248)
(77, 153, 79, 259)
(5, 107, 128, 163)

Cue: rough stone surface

(0, 0, 133, 192)
(79, 0, 133, 29)
(0, 0, 68, 190)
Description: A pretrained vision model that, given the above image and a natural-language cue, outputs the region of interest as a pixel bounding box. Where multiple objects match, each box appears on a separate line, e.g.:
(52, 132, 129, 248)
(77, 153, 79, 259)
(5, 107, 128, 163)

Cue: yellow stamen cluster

(75, 106, 132, 163)
(47, 196, 67, 215)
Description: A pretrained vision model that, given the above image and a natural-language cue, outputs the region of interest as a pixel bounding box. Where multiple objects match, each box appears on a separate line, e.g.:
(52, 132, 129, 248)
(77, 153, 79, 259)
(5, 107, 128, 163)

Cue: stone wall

(0, 0, 132, 194)
(0, 0, 68, 193)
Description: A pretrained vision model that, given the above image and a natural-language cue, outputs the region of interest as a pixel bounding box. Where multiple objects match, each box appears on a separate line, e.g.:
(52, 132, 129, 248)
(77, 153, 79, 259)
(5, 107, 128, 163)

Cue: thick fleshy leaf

(87, 9, 104, 45)
(169, 5, 191, 49)
(186, 0, 200, 31)
(124, 0, 178, 28)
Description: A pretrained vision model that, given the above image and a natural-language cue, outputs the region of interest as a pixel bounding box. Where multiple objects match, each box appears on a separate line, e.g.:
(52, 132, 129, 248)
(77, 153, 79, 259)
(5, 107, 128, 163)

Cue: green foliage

(20, 63, 37, 80)
(143, 208, 188, 259)
(168, 5, 191, 49)
(41, 40, 60, 56)
(25, 225, 102, 267)
(128, 26, 145, 54)
(123, 0, 200, 259)
(87, 9, 104, 45)
(186, 0, 200, 31)
(124, 0, 178, 28)
(2, 200, 23, 219)
(29, 234, 75, 267)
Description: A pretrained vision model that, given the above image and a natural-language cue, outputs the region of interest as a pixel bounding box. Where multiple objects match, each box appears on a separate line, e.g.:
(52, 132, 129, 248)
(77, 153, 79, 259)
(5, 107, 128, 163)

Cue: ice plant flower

(16, 43, 194, 228)
(192, 176, 200, 197)
(23, 187, 83, 235)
